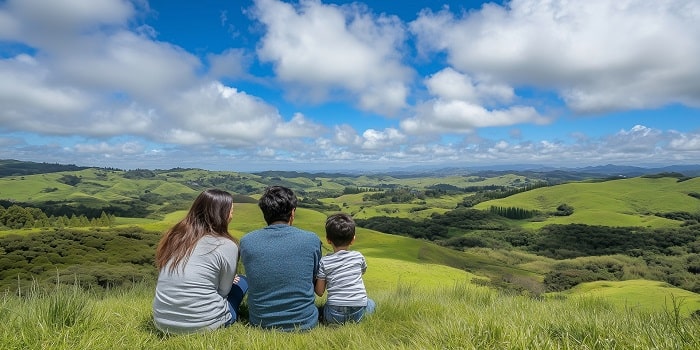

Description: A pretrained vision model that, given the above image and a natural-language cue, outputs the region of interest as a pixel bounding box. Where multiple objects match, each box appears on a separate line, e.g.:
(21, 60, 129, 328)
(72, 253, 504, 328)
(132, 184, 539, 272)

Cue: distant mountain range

(342, 163, 700, 180)
(3, 159, 700, 179)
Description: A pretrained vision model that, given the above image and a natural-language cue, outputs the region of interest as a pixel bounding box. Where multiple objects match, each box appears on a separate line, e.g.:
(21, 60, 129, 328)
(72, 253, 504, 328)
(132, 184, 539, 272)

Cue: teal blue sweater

(240, 224, 321, 331)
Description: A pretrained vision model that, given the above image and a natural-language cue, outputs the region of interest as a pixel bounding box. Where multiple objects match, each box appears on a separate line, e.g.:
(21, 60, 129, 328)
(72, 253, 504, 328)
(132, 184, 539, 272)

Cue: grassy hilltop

(1, 161, 700, 349)
(474, 176, 700, 229)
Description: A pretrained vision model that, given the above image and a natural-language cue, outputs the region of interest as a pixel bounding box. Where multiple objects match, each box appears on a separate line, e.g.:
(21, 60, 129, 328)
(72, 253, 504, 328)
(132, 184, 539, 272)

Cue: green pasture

(0, 169, 195, 205)
(320, 193, 365, 207)
(562, 279, 700, 317)
(0, 174, 73, 202)
(148, 182, 197, 196)
(475, 177, 700, 228)
(385, 174, 530, 188)
(113, 217, 169, 232)
(321, 193, 460, 220)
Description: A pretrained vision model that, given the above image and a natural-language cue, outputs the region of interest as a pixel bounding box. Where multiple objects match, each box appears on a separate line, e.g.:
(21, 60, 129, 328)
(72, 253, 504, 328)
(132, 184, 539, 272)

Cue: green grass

(561, 280, 700, 317)
(474, 177, 700, 228)
(2, 278, 698, 349)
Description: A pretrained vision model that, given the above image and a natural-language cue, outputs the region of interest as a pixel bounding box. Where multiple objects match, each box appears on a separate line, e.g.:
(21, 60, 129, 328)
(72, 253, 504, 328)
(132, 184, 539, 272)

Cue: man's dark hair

(325, 213, 355, 246)
(258, 186, 298, 225)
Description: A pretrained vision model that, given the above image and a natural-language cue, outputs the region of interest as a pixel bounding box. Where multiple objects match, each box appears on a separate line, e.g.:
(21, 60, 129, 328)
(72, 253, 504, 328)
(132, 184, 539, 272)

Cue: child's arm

(314, 278, 326, 297)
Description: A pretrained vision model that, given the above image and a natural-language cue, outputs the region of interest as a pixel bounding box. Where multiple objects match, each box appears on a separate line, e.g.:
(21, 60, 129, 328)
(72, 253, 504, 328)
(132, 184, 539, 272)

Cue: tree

(0, 205, 33, 229)
(58, 174, 81, 186)
(554, 203, 574, 216)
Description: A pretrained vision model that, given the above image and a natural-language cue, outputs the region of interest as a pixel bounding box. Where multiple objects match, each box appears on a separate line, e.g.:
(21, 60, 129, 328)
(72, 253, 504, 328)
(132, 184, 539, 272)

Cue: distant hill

(0, 159, 92, 177)
(386, 164, 700, 181)
(5, 158, 700, 179)
(474, 175, 700, 228)
(3, 158, 700, 225)
(304, 163, 700, 182)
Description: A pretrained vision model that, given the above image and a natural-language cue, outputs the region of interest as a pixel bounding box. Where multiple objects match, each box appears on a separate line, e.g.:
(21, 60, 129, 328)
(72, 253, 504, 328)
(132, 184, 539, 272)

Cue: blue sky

(0, 0, 699, 172)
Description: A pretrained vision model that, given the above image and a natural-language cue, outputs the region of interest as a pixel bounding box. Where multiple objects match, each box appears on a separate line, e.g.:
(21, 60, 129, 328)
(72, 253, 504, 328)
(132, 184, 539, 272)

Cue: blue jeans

(224, 275, 248, 326)
(323, 298, 376, 324)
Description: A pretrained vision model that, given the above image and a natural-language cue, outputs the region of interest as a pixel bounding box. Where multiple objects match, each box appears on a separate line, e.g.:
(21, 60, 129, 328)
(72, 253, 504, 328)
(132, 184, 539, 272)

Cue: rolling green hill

(560, 279, 700, 316)
(474, 176, 700, 228)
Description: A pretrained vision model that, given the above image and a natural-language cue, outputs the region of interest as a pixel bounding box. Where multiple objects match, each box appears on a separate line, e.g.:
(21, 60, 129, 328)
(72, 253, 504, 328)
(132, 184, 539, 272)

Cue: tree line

(0, 204, 116, 230)
(489, 206, 539, 219)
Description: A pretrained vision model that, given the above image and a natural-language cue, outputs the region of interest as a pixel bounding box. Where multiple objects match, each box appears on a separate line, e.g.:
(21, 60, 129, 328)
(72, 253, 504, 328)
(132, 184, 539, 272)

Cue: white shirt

(317, 250, 368, 306)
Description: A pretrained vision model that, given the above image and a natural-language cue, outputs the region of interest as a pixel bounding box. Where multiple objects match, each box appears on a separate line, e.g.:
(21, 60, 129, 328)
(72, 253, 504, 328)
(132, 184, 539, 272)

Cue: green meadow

(561, 280, 700, 316)
(474, 177, 700, 229)
(1, 163, 700, 349)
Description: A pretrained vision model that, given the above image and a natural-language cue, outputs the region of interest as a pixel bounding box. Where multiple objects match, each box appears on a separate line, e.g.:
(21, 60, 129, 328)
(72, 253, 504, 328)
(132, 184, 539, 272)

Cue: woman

(152, 189, 247, 334)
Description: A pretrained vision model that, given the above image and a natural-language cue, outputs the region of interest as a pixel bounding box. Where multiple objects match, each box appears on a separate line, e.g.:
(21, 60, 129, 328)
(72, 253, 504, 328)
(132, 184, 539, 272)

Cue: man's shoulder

(241, 226, 319, 242)
(283, 226, 320, 241)
(240, 229, 264, 244)
(296, 227, 320, 237)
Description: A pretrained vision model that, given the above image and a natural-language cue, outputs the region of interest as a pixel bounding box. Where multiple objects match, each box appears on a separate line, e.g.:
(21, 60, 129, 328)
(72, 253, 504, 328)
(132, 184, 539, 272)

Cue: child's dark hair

(325, 213, 355, 246)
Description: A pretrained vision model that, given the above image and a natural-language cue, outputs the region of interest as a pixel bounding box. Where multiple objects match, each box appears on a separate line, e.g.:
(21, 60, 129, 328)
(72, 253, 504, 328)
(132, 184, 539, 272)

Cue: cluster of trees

(123, 169, 157, 179)
(342, 186, 381, 194)
(58, 174, 81, 186)
(458, 182, 550, 207)
(489, 206, 539, 219)
(361, 187, 449, 204)
(0, 160, 88, 177)
(531, 224, 700, 259)
(543, 256, 627, 292)
(0, 227, 160, 292)
(188, 174, 260, 194)
(0, 198, 151, 220)
(0, 204, 116, 230)
(656, 211, 700, 224)
(356, 208, 507, 240)
(553, 203, 574, 216)
(297, 197, 341, 212)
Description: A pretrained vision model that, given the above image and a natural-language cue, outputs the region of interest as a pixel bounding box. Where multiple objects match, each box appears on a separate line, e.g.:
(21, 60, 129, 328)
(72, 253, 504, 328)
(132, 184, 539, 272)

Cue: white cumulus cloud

(253, 0, 411, 114)
(410, 0, 700, 113)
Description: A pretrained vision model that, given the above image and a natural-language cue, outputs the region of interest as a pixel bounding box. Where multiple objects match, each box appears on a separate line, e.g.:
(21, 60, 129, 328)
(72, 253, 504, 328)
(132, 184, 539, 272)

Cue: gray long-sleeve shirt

(153, 235, 239, 334)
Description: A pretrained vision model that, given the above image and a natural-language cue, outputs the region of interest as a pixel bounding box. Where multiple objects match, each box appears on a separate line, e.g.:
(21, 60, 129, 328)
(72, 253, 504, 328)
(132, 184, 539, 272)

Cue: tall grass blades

(0, 280, 699, 349)
(38, 286, 93, 329)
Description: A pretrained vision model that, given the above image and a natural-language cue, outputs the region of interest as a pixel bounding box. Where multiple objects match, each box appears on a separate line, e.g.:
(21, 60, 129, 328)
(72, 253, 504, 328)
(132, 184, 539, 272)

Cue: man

(240, 186, 322, 331)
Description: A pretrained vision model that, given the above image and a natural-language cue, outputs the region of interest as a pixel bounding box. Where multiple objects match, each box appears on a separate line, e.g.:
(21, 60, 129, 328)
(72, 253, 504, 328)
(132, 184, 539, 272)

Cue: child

(315, 213, 376, 324)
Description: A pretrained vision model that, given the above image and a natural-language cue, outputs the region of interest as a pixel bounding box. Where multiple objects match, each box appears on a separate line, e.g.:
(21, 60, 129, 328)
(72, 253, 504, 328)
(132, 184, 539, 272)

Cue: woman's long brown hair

(155, 189, 238, 272)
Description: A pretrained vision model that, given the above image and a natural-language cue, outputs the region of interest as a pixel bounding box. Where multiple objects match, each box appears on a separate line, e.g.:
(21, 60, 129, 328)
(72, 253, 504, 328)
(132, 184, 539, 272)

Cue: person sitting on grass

(152, 189, 247, 334)
(240, 186, 322, 331)
(315, 213, 376, 324)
